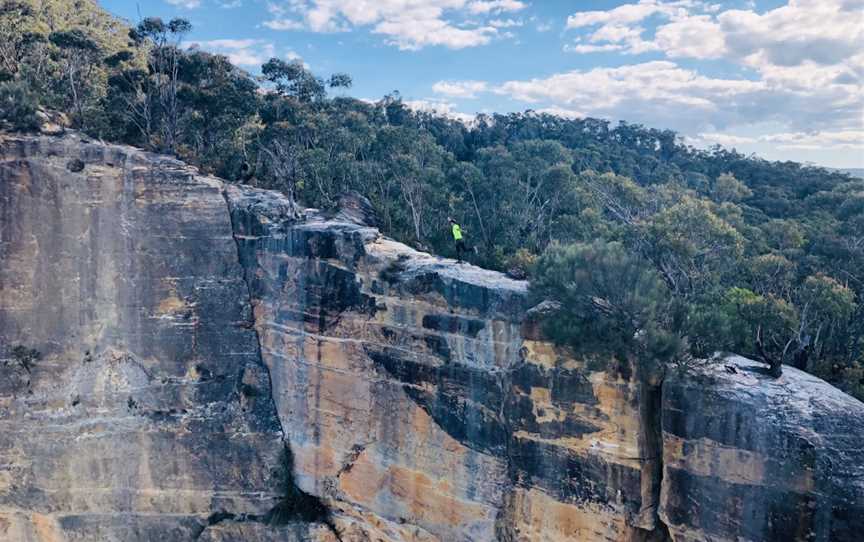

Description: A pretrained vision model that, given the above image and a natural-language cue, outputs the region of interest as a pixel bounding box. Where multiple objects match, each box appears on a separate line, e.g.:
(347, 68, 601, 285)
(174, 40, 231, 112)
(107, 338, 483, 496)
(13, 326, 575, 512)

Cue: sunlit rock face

(2, 132, 862, 542)
(225, 184, 864, 542)
(227, 184, 672, 542)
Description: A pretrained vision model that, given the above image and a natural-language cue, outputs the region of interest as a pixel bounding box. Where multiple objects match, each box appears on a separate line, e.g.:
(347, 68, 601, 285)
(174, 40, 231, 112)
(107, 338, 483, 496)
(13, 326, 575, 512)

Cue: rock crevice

(219, 186, 339, 541)
(2, 133, 863, 542)
(223, 181, 689, 541)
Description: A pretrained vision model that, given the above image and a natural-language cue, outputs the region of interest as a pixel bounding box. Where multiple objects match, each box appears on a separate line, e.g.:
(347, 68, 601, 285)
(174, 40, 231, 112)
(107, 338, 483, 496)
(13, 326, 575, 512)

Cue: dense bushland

(1, 0, 861, 397)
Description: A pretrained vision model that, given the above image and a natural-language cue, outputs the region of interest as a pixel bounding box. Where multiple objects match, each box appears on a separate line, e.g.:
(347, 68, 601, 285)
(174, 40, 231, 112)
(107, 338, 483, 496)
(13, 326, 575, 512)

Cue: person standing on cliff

(448, 217, 466, 263)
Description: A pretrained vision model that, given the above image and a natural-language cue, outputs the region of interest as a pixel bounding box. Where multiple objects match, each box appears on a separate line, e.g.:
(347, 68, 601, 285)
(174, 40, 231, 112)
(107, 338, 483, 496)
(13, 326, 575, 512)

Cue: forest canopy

(1, 0, 862, 398)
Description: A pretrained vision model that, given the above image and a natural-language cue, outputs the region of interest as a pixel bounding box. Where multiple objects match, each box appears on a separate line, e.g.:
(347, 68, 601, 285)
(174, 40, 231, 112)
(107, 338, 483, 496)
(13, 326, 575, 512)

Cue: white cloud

(467, 0, 526, 14)
(166, 0, 201, 7)
(534, 106, 585, 119)
(488, 18, 523, 28)
(565, 1, 716, 56)
(719, 0, 863, 69)
(432, 80, 488, 98)
(495, 61, 763, 115)
(534, 19, 553, 32)
(264, 18, 306, 30)
(760, 130, 864, 150)
(566, 1, 664, 28)
(184, 39, 277, 67)
(654, 15, 725, 58)
(404, 99, 476, 123)
(693, 132, 757, 147)
(374, 19, 496, 50)
(691, 129, 864, 153)
(564, 0, 863, 73)
(263, 0, 526, 49)
(563, 43, 624, 54)
(557, 1, 862, 135)
(184, 39, 311, 69)
(565, 0, 701, 30)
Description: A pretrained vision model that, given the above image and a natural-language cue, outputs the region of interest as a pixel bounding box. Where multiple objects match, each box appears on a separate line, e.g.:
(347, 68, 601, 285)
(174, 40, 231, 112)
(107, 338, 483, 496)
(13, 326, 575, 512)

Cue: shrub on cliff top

(0, 81, 40, 131)
(531, 241, 686, 372)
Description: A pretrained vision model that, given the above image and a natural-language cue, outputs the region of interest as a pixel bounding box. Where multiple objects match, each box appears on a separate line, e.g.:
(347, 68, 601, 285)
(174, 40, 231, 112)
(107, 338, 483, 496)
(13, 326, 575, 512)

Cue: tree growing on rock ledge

(530, 241, 687, 377)
(730, 274, 858, 378)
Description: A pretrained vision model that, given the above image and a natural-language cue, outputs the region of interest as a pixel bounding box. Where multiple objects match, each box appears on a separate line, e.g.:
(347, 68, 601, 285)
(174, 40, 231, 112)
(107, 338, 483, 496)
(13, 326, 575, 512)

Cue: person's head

(448, 217, 455, 224)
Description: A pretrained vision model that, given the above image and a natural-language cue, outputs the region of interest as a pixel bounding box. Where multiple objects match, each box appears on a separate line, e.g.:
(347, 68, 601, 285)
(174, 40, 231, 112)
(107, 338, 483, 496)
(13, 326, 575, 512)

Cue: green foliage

(327, 72, 352, 89)
(2, 0, 863, 397)
(506, 248, 538, 276)
(262, 58, 325, 102)
(531, 241, 684, 368)
(0, 80, 39, 130)
(711, 172, 752, 203)
(763, 219, 806, 251)
(0, 0, 134, 129)
(49, 29, 98, 51)
(640, 196, 744, 296)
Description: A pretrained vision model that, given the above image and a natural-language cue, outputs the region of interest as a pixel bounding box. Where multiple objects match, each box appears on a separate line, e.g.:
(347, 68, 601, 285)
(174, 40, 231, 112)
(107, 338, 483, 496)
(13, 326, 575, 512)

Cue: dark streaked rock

(660, 356, 864, 542)
(3, 132, 862, 542)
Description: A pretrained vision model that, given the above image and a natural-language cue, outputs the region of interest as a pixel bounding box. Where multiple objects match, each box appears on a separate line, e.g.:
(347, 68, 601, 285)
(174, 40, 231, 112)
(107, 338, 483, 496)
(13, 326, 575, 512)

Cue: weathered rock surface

(226, 182, 668, 541)
(2, 132, 862, 542)
(0, 134, 326, 541)
(661, 357, 864, 542)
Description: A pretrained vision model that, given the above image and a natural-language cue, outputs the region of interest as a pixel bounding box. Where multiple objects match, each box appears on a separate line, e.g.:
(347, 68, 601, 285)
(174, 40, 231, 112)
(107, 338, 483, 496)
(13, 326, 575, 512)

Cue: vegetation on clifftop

(1, 0, 862, 398)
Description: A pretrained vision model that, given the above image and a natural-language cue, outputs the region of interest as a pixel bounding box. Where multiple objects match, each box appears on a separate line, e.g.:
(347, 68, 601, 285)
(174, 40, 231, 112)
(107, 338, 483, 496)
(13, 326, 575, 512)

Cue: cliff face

(661, 357, 864, 542)
(225, 185, 665, 542)
(1, 133, 862, 542)
(0, 134, 329, 541)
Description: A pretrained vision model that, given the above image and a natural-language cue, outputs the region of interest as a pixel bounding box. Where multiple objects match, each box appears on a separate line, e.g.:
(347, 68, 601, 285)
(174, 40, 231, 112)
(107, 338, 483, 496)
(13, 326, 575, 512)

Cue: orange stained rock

(508, 488, 631, 542)
(663, 434, 813, 493)
(293, 440, 340, 483)
(389, 465, 490, 528)
(156, 293, 186, 315)
(31, 512, 63, 542)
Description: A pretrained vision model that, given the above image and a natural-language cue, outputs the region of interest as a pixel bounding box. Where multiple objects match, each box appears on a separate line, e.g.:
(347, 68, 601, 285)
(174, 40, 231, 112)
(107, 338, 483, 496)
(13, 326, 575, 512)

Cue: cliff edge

(1, 132, 862, 541)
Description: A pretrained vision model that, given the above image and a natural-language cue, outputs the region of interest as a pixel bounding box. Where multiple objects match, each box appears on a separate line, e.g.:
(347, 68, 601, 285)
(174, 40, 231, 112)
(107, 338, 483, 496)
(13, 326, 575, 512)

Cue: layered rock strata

(0, 134, 329, 541)
(226, 184, 667, 542)
(661, 357, 864, 542)
(2, 132, 862, 542)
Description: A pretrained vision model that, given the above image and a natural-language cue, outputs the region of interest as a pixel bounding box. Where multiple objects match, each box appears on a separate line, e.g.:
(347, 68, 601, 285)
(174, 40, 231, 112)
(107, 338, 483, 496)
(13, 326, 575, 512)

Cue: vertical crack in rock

(637, 373, 672, 542)
(5, 134, 863, 542)
(494, 367, 519, 542)
(218, 187, 341, 541)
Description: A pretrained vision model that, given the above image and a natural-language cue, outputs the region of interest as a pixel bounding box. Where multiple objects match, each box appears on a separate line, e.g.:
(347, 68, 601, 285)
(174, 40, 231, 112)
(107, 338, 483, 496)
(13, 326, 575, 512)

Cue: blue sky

(99, 0, 863, 168)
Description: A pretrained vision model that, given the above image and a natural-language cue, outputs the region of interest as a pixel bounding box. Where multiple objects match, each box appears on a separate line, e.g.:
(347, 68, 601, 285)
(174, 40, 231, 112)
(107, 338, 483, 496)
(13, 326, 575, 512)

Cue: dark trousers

(455, 239, 466, 261)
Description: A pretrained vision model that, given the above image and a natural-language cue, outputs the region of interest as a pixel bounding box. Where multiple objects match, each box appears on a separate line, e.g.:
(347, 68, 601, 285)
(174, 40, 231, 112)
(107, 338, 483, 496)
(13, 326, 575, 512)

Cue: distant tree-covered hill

(1, 0, 862, 399)
(835, 168, 864, 179)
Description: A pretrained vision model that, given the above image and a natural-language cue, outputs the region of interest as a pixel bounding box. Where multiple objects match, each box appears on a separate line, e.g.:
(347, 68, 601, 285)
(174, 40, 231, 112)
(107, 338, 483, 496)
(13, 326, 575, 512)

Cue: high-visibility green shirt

(452, 223, 463, 241)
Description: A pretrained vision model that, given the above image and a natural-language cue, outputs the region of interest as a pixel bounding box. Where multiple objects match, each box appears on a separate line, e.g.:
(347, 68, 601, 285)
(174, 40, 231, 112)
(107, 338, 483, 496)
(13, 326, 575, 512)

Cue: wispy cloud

(693, 129, 864, 151)
(184, 38, 303, 68)
(263, 0, 527, 50)
(404, 98, 476, 123)
(432, 80, 488, 98)
(549, 0, 863, 154)
(467, 0, 526, 15)
(434, 55, 859, 138)
(165, 0, 202, 8)
(488, 18, 523, 28)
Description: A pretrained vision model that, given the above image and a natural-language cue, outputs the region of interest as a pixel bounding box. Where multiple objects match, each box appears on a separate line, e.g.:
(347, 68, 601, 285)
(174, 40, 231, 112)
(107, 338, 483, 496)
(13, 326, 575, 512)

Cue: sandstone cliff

(1, 132, 862, 542)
